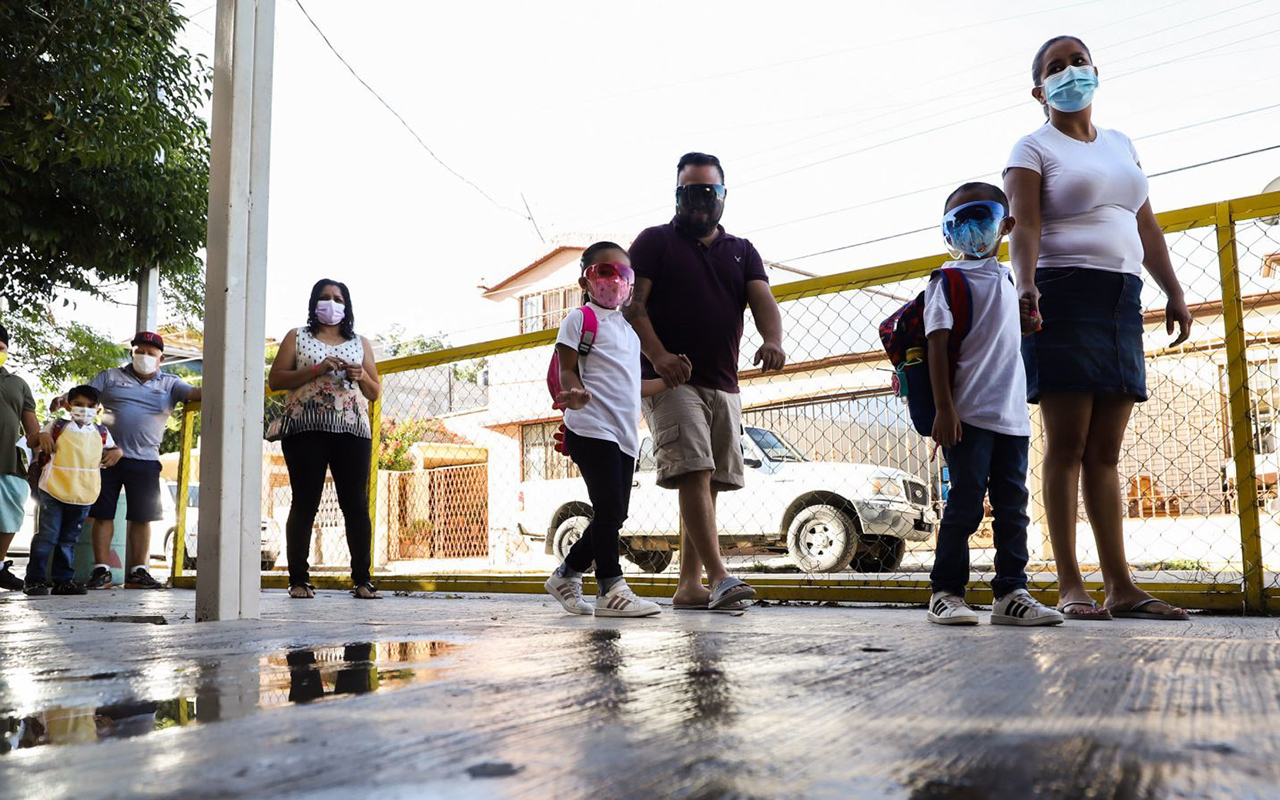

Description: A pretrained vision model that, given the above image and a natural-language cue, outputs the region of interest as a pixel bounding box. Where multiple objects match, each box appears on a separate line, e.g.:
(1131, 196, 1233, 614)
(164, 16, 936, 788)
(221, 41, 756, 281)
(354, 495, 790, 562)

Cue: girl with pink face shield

(543, 242, 685, 618)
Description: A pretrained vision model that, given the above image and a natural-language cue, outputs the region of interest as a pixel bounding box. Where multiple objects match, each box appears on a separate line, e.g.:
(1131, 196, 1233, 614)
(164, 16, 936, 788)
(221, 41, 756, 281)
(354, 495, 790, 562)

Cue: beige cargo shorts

(641, 384, 744, 492)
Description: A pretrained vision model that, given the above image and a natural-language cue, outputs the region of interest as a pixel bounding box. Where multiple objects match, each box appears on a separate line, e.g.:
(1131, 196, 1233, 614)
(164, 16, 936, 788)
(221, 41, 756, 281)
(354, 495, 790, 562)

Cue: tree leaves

(0, 1, 210, 332)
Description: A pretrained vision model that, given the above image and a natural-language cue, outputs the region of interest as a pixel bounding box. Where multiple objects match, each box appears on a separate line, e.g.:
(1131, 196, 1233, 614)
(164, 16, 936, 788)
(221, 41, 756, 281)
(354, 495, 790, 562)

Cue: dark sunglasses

(675, 184, 727, 202)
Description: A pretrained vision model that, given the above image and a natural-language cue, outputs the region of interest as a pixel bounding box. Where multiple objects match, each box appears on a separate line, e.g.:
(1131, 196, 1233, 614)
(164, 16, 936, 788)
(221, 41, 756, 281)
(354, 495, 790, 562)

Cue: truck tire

(552, 515, 592, 569)
(623, 548, 673, 574)
(852, 535, 906, 573)
(786, 504, 859, 573)
(166, 530, 196, 572)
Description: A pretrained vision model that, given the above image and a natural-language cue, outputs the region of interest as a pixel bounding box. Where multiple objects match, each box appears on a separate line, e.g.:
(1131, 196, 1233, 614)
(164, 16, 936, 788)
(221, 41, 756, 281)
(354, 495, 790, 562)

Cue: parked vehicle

(517, 426, 936, 573)
(161, 482, 281, 572)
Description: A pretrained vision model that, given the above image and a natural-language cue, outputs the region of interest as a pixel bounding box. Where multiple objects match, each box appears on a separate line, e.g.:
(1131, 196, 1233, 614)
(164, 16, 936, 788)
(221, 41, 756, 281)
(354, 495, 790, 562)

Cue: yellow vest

(41, 421, 106, 505)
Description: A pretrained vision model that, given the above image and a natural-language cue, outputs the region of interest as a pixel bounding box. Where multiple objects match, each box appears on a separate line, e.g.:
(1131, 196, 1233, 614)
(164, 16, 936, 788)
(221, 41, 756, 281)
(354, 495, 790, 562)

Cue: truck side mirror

(744, 457, 763, 469)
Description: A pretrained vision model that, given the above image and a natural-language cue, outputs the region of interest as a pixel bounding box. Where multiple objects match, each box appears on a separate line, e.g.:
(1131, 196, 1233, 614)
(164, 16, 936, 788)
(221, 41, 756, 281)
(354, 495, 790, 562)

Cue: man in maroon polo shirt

(625, 152, 786, 610)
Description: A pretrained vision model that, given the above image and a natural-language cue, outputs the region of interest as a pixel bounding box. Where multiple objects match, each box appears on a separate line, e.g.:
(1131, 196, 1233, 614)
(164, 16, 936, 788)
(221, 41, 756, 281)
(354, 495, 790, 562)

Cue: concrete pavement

(2, 588, 1279, 799)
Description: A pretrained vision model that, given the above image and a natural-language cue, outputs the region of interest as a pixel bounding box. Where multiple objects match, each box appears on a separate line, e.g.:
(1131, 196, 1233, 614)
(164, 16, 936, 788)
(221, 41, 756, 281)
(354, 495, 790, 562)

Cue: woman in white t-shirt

(1004, 36, 1192, 621)
(543, 242, 679, 619)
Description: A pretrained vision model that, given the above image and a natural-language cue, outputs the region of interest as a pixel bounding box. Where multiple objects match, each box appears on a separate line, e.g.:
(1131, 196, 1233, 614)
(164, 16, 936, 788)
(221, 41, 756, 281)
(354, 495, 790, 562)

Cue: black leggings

(281, 431, 372, 586)
(563, 429, 634, 581)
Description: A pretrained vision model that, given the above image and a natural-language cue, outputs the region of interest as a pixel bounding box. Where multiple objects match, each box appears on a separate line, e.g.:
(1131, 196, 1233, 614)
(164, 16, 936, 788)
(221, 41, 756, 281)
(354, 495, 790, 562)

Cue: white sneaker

(594, 581, 661, 618)
(991, 589, 1065, 627)
(544, 574, 593, 615)
(928, 592, 979, 626)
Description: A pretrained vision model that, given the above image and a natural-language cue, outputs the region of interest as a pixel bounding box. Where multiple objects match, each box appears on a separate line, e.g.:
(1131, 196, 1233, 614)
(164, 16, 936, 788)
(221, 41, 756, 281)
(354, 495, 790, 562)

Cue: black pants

(930, 423, 1031, 598)
(563, 430, 634, 581)
(281, 431, 372, 586)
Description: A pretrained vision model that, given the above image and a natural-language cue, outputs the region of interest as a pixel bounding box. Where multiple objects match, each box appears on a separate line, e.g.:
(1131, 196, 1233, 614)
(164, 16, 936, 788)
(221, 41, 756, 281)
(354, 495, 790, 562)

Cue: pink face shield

(585, 261, 635, 309)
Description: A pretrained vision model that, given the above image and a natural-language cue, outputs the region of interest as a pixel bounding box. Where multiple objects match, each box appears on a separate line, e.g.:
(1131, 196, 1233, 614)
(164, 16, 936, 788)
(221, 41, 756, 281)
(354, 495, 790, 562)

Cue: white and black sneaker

(544, 574, 593, 615)
(595, 581, 661, 618)
(928, 592, 979, 626)
(991, 589, 1064, 626)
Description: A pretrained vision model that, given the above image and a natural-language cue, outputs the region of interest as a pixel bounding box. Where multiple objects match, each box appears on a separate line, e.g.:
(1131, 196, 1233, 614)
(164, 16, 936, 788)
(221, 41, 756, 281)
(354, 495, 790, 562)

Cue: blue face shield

(941, 201, 1006, 259)
(1043, 64, 1097, 113)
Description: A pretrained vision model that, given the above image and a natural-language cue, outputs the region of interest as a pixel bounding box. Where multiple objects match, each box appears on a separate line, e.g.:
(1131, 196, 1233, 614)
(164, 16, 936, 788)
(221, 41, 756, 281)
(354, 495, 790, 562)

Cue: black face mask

(675, 184, 726, 237)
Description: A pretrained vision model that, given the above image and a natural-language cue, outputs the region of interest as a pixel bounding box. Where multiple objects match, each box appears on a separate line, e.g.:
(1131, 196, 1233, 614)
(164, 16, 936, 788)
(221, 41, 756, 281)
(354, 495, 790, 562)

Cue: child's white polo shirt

(555, 302, 642, 458)
(923, 257, 1031, 437)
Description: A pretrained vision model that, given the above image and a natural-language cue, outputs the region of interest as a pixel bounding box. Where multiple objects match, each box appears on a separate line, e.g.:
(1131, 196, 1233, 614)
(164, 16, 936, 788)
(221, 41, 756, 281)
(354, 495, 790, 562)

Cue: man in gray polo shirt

(56, 332, 201, 589)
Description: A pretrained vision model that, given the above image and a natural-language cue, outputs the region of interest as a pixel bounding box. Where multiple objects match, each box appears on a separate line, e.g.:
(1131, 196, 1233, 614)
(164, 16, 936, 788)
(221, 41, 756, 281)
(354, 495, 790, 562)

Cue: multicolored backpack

(878, 268, 973, 436)
(546, 306, 598, 456)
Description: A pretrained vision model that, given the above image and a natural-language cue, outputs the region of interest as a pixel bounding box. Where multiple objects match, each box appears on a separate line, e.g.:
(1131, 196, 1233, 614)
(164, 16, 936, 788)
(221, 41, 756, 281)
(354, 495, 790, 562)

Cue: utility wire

(581, 12, 1280, 232)
(292, 0, 537, 226)
(747, 100, 1280, 236)
(781, 143, 1280, 263)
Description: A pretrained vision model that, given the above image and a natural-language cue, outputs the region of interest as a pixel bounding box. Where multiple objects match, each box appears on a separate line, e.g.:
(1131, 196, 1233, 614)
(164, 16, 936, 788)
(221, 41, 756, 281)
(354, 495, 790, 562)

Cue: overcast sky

(76, 0, 1280, 353)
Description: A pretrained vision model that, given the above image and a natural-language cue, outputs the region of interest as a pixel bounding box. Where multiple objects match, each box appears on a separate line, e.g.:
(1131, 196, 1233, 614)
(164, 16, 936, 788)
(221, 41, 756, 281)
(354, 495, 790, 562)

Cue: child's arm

(553, 344, 591, 410)
(641, 378, 668, 398)
(101, 429, 122, 467)
(927, 329, 963, 447)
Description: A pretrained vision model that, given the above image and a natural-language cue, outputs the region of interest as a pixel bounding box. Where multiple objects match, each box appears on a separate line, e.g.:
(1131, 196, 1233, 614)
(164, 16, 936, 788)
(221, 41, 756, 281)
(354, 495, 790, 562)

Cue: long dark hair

(306, 278, 355, 340)
(1031, 35, 1092, 118)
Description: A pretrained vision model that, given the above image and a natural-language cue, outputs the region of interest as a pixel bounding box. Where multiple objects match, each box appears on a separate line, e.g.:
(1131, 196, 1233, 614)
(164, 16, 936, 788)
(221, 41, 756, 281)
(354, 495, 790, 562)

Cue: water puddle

(2, 640, 458, 755)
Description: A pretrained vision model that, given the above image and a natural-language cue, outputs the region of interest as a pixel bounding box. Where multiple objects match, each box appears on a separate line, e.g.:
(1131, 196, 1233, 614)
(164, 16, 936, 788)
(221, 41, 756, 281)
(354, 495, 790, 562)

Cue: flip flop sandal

(709, 577, 756, 610)
(289, 583, 315, 599)
(1056, 599, 1112, 620)
(1107, 597, 1189, 620)
(673, 601, 749, 615)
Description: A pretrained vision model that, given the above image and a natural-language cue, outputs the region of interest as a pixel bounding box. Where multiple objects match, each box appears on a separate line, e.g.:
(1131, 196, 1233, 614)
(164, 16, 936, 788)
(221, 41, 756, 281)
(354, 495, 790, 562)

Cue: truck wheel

(786, 504, 858, 573)
(852, 535, 906, 573)
(623, 548, 673, 574)
(167, 530, 196, 572)
(552, 515, 592, 570)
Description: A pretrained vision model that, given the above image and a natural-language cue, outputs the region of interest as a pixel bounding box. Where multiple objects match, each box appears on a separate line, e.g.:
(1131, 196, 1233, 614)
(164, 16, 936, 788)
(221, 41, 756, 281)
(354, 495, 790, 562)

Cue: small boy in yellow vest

(24, 385, 121, 595)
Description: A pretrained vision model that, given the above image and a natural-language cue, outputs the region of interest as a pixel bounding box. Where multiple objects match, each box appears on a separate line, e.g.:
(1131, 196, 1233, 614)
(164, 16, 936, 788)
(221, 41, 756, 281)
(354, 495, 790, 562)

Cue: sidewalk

(2, 589, 1279, 799)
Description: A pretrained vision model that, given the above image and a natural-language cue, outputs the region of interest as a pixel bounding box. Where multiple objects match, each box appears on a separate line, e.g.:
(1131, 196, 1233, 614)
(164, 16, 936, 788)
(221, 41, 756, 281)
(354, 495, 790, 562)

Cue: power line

(291, 0, 536, 226)
(747, 99, 1280, 236)
(584, 0, 1107, 103)
(781, 143, 1280, 263)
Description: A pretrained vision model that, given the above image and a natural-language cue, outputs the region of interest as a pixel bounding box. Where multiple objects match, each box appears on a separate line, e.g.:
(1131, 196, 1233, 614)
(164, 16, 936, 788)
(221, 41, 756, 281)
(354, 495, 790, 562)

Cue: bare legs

(671, 471, 728, 606)
(1040, 393, 1184, 614)
(92, 518, 153, 574)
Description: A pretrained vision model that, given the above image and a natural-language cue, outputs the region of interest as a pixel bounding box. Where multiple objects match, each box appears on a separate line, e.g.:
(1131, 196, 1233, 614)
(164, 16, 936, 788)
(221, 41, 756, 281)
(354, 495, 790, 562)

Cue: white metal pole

(136, 265, 160, 333)
(197, 0, 275, 622)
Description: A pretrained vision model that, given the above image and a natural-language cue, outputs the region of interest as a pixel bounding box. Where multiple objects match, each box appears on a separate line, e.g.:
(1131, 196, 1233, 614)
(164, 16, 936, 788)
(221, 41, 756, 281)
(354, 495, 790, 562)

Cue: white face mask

(133, 353, 160, 375)
(70, 407, 97, 425)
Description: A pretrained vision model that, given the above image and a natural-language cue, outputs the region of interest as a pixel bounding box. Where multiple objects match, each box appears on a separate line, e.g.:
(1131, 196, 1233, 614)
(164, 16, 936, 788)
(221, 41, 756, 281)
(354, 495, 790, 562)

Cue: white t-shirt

(924, 258, 1031, 437)
(555, 302, 641, 458)
(1005, 124, 1149, 275)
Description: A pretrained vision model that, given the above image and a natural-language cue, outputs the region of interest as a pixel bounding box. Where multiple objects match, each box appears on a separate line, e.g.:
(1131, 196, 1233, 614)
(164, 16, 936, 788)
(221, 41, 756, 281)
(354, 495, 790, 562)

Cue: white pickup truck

(516, 426, 936, 573)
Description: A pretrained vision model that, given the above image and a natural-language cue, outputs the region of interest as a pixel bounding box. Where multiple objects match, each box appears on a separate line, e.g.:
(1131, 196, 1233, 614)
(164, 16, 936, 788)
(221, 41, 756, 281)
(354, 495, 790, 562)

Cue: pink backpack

(546, 306, 598, 456)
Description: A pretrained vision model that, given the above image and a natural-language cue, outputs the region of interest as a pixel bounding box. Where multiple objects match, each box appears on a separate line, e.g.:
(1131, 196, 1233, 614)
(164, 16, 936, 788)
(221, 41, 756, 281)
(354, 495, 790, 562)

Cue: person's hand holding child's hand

(101, 448, 123, 468)
(1018, 289, 1042, 336)
(33, 431, 56, 454)
(554, 387, 592, 410)
(932, 405, 963, 448)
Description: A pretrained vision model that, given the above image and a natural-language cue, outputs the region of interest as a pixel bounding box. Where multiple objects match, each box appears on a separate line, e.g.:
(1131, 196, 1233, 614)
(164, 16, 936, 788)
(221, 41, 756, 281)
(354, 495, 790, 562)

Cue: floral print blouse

(274, 327, 371, 440)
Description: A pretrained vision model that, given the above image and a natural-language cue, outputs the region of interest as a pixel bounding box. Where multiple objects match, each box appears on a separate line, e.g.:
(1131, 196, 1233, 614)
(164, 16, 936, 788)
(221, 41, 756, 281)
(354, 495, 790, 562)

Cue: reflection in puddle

(2, 640, 458, 755)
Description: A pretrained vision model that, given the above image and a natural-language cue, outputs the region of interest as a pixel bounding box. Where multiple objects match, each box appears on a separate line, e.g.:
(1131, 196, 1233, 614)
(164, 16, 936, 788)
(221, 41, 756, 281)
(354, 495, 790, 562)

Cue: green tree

(1, 2, 211, 376)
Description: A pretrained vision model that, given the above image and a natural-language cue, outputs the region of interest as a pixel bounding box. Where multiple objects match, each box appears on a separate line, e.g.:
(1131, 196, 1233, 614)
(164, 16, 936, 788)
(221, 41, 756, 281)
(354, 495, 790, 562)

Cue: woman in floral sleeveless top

(268, 280, 382, 599)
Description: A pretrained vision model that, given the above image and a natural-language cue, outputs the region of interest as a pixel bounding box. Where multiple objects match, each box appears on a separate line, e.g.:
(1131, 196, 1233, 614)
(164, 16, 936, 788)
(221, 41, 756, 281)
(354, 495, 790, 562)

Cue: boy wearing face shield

(924, 183, 1063, 627)
(52, 331, 201, 589)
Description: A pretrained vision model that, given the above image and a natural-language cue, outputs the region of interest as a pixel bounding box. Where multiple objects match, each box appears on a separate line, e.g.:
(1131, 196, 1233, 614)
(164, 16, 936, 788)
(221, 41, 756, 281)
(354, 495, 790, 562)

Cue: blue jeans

(25, 490, 91, 585)
(930, 424, 1030, 598)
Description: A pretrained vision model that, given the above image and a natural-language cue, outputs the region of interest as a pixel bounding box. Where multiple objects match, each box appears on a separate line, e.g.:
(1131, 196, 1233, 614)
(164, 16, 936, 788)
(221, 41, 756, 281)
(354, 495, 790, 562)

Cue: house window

(521, 422, 580, 481)
(518, 286, 583, 334)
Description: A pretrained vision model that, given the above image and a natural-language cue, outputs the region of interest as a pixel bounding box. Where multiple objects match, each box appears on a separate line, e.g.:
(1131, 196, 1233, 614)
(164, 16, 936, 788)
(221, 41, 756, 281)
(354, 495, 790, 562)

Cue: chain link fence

(172, 192, 1280, 611)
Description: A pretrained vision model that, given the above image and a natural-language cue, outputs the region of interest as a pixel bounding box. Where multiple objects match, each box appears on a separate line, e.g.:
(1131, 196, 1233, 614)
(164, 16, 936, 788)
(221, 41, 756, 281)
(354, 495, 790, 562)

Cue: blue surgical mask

(941, 201, 1006, 259)
(1043, 65, 1097, 113)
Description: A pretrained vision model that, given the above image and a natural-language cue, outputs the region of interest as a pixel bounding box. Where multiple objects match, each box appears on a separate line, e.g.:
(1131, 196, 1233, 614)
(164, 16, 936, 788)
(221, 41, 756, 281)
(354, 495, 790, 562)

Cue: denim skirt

(1022, 267, 1148, 403)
